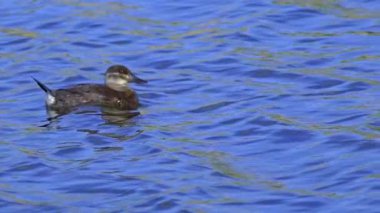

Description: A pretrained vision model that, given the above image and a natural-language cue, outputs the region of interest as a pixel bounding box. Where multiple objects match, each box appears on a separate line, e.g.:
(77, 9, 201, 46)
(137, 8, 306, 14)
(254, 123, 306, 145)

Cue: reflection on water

(0, 0, 379, 212)
(40, 106, 141, 132)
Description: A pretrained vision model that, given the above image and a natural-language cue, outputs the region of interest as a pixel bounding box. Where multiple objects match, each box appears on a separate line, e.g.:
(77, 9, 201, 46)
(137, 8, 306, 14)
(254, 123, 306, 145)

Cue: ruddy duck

(33, 65, 147, 115)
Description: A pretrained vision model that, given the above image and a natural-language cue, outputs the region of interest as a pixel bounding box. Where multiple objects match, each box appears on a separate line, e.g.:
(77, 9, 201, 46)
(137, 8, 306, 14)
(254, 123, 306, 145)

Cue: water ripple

(0, 0, 379, 212)
(71, 41, 107, 48)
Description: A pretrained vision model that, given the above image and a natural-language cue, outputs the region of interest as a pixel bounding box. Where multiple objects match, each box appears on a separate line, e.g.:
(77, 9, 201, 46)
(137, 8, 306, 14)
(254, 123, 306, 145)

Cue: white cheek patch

(117, 78, 128, 85)
(46, 93, 56, 106)
(108, 78, 128, 85)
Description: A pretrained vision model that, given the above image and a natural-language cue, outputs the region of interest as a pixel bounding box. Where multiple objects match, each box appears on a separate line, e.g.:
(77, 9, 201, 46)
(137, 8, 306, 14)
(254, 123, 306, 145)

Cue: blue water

(0, 0, 379, 212)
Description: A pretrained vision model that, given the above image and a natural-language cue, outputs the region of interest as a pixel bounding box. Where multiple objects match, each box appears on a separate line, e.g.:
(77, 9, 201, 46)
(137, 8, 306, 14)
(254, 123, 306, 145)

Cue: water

(0, 0, 379, 212)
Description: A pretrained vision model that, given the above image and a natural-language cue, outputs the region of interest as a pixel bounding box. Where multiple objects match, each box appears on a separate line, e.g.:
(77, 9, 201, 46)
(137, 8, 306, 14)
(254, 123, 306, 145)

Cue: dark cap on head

(106, 65, 132, 75)
(106, 65, 147, 84)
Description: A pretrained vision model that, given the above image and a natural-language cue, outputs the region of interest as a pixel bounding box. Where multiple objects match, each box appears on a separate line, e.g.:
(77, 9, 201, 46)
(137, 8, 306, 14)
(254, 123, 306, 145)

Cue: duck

(33, 65, 147, 116)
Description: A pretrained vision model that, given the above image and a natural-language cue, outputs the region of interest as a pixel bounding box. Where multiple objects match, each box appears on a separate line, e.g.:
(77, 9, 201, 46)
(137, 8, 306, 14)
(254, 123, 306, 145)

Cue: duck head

(105, 65, 147, 91)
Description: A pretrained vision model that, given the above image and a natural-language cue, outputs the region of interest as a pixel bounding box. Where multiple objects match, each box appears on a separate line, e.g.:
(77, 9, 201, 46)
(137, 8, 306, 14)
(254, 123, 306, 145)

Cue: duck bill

(131, 74, 147, 84)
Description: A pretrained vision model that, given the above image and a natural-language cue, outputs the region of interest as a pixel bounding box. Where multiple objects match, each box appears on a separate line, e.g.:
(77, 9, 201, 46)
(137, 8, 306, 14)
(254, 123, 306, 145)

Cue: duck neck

(109, 84, 132, 92)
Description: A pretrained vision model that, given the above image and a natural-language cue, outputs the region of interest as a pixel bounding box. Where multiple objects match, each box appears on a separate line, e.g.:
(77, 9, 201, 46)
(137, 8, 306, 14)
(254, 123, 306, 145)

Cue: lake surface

(0, 0, 379, 212)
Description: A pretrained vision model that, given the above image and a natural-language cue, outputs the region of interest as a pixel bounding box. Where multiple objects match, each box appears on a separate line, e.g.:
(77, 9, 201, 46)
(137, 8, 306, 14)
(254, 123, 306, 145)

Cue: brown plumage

(33, 65, 146, 116)
(52, 84, 139, 109)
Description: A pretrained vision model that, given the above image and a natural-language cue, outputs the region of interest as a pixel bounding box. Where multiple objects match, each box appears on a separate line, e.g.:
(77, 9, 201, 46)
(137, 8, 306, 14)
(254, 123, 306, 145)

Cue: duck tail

(32, 77, 52, 94)
(32, 77, 56, 105)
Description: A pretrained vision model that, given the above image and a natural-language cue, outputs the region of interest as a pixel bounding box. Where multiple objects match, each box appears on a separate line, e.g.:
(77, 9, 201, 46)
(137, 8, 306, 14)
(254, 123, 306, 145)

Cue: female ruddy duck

(33, 65, 147, 115)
